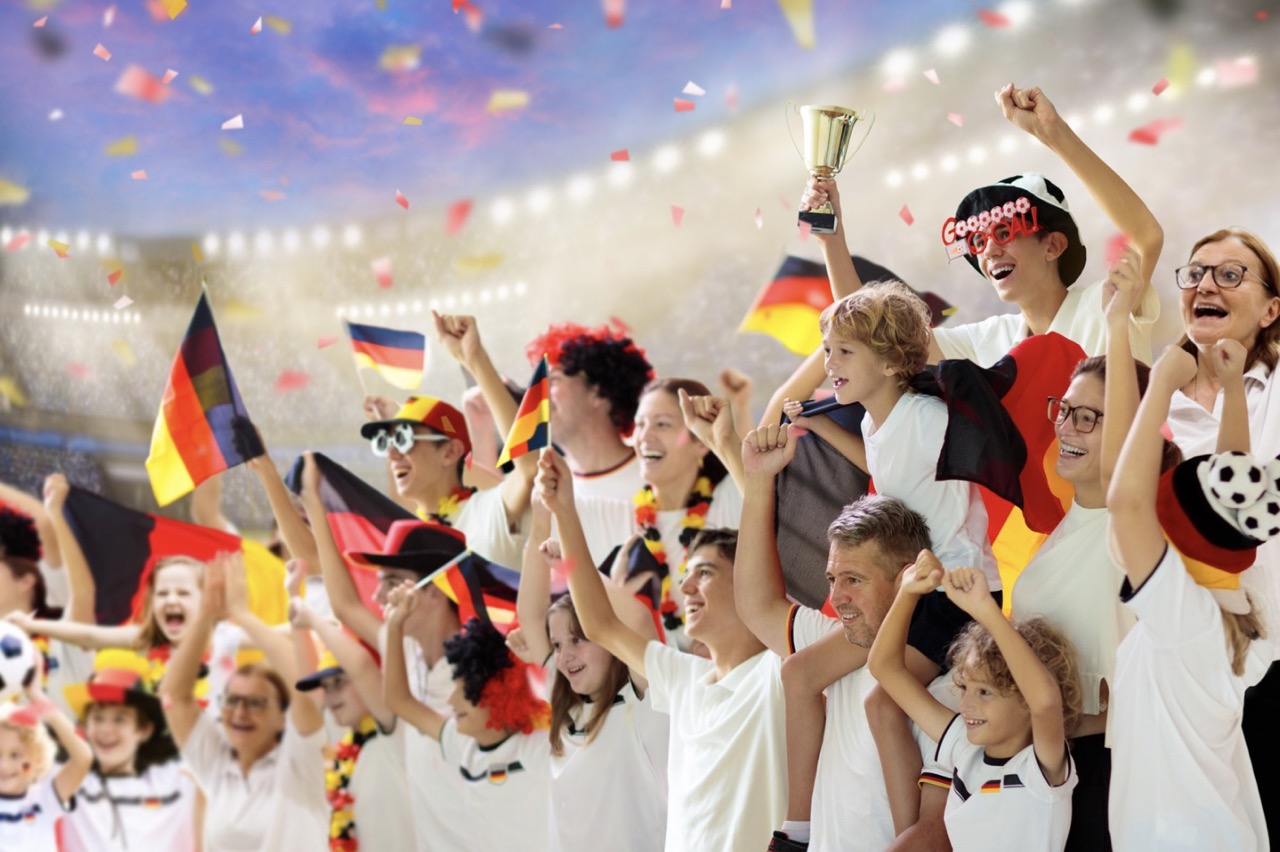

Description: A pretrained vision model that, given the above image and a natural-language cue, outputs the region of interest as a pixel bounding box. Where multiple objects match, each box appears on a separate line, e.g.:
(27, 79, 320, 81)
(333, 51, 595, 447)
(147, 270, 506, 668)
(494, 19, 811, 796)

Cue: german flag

(60, 487, 287, 626)
(496, 356, 550, 473)
(345, 320, 425, 390)
(283, 452, 416, 620)
(426, 552, 520, 634)
(145, 294, 261, 507)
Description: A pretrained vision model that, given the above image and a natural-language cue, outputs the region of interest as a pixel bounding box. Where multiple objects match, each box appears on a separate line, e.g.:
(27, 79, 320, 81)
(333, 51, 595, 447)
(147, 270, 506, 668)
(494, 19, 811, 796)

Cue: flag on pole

(145, 294, 261, 506)
(424, 551, 520, 633)
(496, 356, 550, 472)
(345, 320, 426, 390)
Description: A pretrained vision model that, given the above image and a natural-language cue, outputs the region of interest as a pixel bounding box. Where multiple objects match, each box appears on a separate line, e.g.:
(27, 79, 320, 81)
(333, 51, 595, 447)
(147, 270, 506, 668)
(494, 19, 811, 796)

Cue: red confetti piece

(275, 370, 310, 392)
(162, 69, 178, 85)
(317, 335, 339, 349)
(219, 656, 236, 671)
(947, 112, 965, 127)
(1216, 58, 1258, 88)
(725, 84, 738, 111)
(610, 149, 630, 162)
(754, 208, 763, 230)
(108, 269, 124, 285)
(115, 65, 171, 103)
(977, 8, 1010, 27)
(94, 43, 113, 61)
(671, 205, 684, 227)
(372, 257, 393, 288)
(603, 0, 624, 27)
(674, 98, 695, 112)
(131, 170, 148, 180)
(1257, 10, 1268, 20)
(1152, 76, 1169, 96)
(67, 362, 93, 379)
(721, 0, 731, 7)
(883, 78, 907, 94)
(548, 22, 563, 29)
(260, 190, 285, 201)
(395, 189, 409, 209)
(899, 204, 914, 226)
(463, 4, 483, 31)
(1128, 118, 1183, 145)
(1104, 233, 1131, 267)
(34, 16, 48, 27)
(6, 233, 31, 252)
(104, 4, 116, 27)
(446, 199, 473, 236)
(250, 16, 262, 34)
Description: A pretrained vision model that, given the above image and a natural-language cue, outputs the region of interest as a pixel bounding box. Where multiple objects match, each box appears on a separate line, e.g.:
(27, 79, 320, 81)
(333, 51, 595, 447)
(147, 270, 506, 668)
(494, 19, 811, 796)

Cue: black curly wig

(0, 507, 42, 562)
(443, 618, 548, 733)
(526, 321, 655, 435)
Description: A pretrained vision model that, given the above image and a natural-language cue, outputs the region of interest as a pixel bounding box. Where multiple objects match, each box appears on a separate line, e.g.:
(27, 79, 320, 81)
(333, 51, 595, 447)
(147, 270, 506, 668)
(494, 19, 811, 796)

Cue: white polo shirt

(349, 723, 416, 851)
(453, 485, 528, 570)
(644, 641, 786, 852)
(404, 642, 471, 852)
(182, 713, 328, 852)
(0, 777, 67, 852)
(438, 720, 551, 851)
(61, 760, 197, 852)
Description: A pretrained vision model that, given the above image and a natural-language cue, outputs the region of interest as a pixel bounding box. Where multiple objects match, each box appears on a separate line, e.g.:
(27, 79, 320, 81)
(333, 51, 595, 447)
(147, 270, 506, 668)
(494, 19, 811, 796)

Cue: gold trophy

(789, 104, 874, 234)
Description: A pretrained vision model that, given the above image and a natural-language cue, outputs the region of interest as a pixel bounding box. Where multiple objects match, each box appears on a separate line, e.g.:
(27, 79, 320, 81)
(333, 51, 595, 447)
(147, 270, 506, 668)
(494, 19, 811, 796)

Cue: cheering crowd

(2, 83, 1278, 852)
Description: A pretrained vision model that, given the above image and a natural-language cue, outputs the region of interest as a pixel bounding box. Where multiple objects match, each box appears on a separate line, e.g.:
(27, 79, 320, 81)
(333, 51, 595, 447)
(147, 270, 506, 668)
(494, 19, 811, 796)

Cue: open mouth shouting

(161, 609, 187, 635)
(987, 262, 1015, 282)
(1192, 301, 1229, 321)
(1058, 441, 1087, 460)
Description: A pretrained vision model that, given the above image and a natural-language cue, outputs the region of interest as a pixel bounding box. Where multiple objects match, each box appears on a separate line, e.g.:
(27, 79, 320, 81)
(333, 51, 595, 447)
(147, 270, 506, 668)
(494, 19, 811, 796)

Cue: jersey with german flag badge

(439, 719, 550, 851)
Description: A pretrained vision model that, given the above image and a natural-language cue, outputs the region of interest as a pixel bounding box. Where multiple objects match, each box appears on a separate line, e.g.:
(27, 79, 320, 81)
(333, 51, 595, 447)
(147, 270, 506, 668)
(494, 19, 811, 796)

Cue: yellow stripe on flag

(738, 303, 823, 356)
(145, 413, 196, 506)
(352, 353, 422, 390)
(243, 539, 289, 625)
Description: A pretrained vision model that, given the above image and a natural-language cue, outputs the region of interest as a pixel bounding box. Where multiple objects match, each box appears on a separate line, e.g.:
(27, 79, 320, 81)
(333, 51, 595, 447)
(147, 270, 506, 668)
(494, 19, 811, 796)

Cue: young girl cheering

(869, 551, 1082, 851)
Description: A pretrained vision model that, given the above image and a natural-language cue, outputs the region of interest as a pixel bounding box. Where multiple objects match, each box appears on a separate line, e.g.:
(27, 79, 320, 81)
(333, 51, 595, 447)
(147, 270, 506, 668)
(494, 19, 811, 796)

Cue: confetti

(1104, 233, 1131, 267)
(682, 81, 706, 96)
(131, 170, 148, 180)
(1128, 118, 1183, 145)
(947, 112, 965, 127)
(189, 75, 214, 95)
(671, 205, 684, 227)
(220, 138, 244, 156)
(380, 45, 422, 73)
(674, 98, 695, 112)
(275, 371, 310, 392)
(610, 149, 630, 162)
(446, 199, 473, 235)
(721, 0, 731, 8)
(48, 239, 71, 258)
(222, 114, 244, 130)
(49, 109, 63, 121)
(34, 16, 47, 27)
(977, 8, 1010, 27)
(462, 4, 482, 31)
(317, 335, 339, 349)
(754, 207, 763, 229)
(548, 22, 563, 28)
(94, 43, 113, 61)
(487, 90, 530, 113)
(725, 84, 739, 111)
(104, 5, 116, 27)
(260, 190, 285, 201)
(250, 16, 262, 34)
(777, 0, 815, 49)
(395, 189, 409, 209)
(264, 15, 291, 34)
(0, 178, 30, 205)
(191, 243, 204, 262)
(453, 253, 504, 273)
(403, 116, 423, 126)
(1258, 10, 1269, 20)
(112, 339, 137, 367)
(372, 257, 393, 288)
(924, 68, 940, 85)
(115, 65, 171, 103)
(899, 204, 914, 226)
(162, 0, 187, 19)
(114, 295, 134, 310)
(0, 377, 29, 408)
(1216, 57, 1258, 88)
(162, 69, 178, 84)
(1152, 76, 1169, 96)
(883, 78, 907, 94)
(797, 220, 812, 241)
(66, 363, 94, 380)
(108, 267, 124, 285)
(603, 0, 624, 27)
(5, 233, 31, 251)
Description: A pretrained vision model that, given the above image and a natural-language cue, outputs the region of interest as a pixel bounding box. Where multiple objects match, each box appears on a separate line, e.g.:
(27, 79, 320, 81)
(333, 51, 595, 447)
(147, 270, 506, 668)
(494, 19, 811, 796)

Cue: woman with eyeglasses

(161, 553, 327, 852)
(1162, 227, 1280, 841)
(1010, 245, 1181, 852)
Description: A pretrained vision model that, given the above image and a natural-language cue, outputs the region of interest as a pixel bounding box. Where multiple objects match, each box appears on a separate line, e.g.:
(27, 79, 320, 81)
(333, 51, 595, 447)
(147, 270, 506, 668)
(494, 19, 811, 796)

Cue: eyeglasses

(221, 693, 272, 714)
(1174, 262, 1273, 292)
(1047, 397, 1103, 433)
(966, 222, 1019, 255)
(369, 422, 449, 457)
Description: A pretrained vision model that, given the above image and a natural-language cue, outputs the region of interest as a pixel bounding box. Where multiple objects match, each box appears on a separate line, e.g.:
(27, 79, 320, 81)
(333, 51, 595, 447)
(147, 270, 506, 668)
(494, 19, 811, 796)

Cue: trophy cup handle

(784, 101, 806, 162)
(847, 111, 876, 160)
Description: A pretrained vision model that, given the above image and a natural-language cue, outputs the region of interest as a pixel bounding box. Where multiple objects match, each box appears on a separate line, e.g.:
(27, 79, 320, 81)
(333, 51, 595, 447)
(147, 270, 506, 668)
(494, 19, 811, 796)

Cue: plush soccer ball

(0, 622, 38, 703)
(1207, 452, 1267, 508)
(1239, 497, 1280, 542)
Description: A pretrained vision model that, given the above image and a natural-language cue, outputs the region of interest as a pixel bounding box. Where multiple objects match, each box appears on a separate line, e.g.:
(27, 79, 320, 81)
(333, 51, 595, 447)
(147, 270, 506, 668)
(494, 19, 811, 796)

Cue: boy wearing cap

(61, 649, 196, 852)
(803, 83, 1161, 367)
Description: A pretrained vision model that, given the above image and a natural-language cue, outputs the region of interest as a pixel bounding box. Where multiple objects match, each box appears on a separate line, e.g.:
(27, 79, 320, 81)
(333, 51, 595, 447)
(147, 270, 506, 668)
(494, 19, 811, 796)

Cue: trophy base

(799, 209, 837, 234)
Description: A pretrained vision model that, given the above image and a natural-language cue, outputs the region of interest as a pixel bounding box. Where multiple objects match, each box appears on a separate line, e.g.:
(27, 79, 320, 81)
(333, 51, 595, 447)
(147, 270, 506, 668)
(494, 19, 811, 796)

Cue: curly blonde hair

(948, 615, 1084, 737)
(818, 281, 932, 389)
(0, 704, 57, 782)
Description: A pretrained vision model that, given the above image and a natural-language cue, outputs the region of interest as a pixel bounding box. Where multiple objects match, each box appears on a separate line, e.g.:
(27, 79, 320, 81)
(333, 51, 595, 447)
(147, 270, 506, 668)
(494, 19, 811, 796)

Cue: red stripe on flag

(160, 355, 228, 485)
(750, 275, 834, 311)
(327, 511, 392, 618)
(350, 338, 424, 371)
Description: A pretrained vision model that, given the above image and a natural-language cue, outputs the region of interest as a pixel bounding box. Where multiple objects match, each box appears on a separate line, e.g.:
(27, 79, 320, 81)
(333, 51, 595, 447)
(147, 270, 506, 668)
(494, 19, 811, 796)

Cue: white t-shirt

(643, 641, 786, 852)
(789, 606, 894, 852)
(404, 642, 471, 852)
(1011, 501, 1134, 716)
(935, 714, 1077, 852)
(182, 714, 328, 852)
(863, 393, 998, 586)
(349, 722, 416, 851)
(438, 720, 551, 852)
(1109, 546, 1271, 851)
(932, 275, 1159, 366)
(454, 485, 528, 570)
(549, 679, 669, 852)
(0, 777, 67, 852)
(61, 761, 197, 852)
(572, 454, 644, 502)
(1168, 361, 1280, 659)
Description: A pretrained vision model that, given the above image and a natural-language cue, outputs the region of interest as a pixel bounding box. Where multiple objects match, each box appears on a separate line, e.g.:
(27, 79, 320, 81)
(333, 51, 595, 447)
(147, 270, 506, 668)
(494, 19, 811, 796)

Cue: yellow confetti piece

(264, 15, 291, 33)
(0, 178, 30, 205)
(379, 45, 421, 72)
(452, 253, 505, 274)
(162, 0, 187, 19)
(220, 138, 244, 156)
(189, 75, 214, 95)
(105, 136, 138, 157)
(776, 0, 815, 49)
(1166, 41, 1196, 93)
(486, 90, 529, 114)
(191, 243, 204, 262)
(47, 239, 70, 257)
(221, 299, 263, 321)
(111, 339, 138, 367)
(403, 116, 422, 126)
(375, 0, 387, 9)
(0, 376, 29, 408)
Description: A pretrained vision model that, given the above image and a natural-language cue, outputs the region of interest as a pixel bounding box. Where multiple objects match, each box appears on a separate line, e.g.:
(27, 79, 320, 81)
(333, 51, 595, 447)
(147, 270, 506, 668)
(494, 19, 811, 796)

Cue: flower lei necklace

(426, 486, 477, 527)
(325, 715, 379, 851)
(633, 475, 713, 630)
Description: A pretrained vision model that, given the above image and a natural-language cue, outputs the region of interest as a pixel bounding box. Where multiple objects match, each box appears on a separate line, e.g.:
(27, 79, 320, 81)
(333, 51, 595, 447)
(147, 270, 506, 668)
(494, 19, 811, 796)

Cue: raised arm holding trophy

(790, 104, 874, 234)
